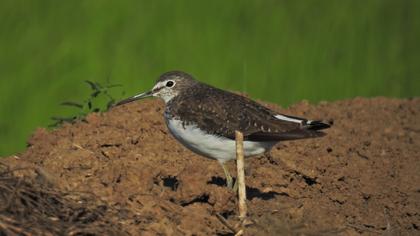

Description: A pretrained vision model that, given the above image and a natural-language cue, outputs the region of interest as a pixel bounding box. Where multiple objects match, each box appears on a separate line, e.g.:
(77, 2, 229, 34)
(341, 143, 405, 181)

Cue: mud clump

(1, 97, 419, 235)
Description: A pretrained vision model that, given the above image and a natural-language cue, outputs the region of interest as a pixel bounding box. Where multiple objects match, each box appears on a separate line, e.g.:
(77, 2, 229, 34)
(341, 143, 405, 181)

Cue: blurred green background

(1, 0, 419, 156)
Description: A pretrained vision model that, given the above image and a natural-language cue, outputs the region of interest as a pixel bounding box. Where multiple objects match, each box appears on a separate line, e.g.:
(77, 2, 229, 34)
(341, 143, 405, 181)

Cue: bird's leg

(221, 163, 233, 189)
(232, 178, 239, 193)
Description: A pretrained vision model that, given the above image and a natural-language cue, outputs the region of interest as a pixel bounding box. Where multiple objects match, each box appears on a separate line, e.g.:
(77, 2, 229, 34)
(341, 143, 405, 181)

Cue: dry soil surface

(1, 97, 419, 235)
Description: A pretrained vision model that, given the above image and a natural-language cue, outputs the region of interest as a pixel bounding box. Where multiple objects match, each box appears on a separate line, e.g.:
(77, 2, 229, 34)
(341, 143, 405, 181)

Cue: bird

(115, 71, 330, 189)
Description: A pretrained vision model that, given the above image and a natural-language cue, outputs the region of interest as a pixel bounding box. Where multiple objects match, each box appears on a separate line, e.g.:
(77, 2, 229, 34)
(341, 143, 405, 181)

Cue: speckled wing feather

(167, 84, 328, 141)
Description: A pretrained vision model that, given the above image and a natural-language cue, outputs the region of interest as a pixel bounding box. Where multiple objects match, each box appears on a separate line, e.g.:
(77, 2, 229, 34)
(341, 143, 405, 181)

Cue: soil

(1, 97, 419, 235)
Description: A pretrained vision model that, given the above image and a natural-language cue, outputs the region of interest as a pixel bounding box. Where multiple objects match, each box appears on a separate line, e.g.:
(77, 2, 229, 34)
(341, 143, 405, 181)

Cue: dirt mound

(1, 97, 419, 235)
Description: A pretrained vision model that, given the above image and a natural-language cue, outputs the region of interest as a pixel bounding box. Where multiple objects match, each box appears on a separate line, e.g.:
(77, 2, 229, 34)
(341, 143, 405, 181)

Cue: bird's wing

(171, 87, 329, 141)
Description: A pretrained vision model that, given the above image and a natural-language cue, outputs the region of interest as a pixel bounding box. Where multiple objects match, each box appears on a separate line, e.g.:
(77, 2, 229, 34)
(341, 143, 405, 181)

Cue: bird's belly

(166, 119, 276, 163)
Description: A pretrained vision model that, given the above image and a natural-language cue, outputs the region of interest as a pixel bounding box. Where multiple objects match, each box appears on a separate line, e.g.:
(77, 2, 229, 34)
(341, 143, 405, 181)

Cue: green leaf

(105, 83, 122, 89)
(60, 101, 83, 108)
(91, 90, 101, 98)
(85, 80, 100, 91)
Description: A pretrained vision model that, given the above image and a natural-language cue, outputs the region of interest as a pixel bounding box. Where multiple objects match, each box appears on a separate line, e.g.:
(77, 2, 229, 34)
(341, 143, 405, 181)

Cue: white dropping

(274, 114, 303, 123)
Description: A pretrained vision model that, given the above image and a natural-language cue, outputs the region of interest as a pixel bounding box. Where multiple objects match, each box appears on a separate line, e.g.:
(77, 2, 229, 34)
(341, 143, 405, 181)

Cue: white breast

(166, 119, 276, 163)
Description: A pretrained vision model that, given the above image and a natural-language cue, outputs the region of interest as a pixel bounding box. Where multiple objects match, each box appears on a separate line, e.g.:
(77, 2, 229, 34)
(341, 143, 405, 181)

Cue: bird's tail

(304, 120, 331, 131)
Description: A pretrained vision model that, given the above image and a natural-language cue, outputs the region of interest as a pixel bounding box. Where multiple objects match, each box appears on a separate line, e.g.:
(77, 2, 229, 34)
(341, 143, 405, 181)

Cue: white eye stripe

(151, 80, 178, 103)
(153, 81, 168, 90)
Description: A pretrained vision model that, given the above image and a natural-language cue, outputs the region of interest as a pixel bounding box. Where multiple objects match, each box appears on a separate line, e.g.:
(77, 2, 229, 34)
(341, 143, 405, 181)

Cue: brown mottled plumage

(162, 71, 329, 141)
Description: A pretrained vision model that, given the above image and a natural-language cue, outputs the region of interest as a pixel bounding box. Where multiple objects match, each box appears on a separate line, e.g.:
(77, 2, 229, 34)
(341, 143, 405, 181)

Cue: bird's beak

(114, 90, 153, 106)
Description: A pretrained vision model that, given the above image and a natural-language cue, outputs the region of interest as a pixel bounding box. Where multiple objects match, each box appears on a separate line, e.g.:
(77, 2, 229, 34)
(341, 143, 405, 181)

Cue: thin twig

(346, 223, 383, 234)
(235, 131, 247, 220)
(215, 213, 238, 234)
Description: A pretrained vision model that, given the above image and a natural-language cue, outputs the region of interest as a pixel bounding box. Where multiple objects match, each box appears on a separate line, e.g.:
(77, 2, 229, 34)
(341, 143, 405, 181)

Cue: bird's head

(115, 71, 197, 106)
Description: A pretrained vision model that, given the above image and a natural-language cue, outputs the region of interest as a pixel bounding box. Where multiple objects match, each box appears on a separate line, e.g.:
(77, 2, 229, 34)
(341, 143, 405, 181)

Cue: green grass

(1, 0, 419, 156)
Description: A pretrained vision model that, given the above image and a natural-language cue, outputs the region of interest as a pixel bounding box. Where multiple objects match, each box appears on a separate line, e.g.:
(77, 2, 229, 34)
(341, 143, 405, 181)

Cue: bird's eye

(166, 80, 175, 87)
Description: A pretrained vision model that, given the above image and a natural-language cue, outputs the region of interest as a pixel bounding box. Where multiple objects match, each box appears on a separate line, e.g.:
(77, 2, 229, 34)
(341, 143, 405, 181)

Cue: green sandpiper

(116, 71, 330, 189)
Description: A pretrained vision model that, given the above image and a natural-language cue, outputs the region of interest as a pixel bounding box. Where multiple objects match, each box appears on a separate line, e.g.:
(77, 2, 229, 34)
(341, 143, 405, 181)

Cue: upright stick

(235, 131, 247, 220)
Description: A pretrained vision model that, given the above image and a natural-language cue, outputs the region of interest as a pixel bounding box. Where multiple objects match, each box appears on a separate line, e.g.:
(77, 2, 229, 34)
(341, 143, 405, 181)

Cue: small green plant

(50, 80, 122, 127)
